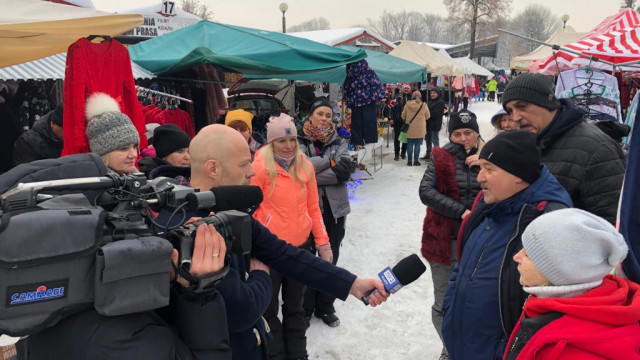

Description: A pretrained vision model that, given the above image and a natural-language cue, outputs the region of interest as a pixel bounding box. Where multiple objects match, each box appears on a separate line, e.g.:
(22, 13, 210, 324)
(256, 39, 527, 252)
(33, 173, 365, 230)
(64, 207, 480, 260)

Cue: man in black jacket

(389, 86, 411, 161)
(12, 105, 63, 166)
(502, 73, 625, 224)
(186, 124, 389, 360)
(422, 89, 445, 160)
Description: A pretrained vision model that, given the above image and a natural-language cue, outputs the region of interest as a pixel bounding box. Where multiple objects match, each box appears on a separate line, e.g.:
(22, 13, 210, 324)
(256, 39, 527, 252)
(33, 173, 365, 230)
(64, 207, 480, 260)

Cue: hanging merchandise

(137, 86, 195, 138)
(343, 59, 386, 146)
(62, 37, 146, 155)
(555, 68, 622, 122)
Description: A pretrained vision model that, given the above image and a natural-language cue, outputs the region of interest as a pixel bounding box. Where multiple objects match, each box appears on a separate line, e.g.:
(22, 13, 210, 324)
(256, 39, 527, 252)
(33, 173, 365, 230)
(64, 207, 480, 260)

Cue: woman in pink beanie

(251, 113, 333, 360)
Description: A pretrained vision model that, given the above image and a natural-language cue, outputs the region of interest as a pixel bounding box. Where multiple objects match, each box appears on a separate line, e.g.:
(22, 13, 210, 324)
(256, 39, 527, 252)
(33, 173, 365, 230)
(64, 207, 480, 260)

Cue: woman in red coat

(506, 208, 640, 360)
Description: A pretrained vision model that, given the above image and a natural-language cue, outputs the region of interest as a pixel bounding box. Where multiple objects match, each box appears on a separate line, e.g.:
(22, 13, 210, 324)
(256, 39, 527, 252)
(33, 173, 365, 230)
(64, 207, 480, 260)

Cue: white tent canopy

(510, 26, 586, 71)
(0, 0, 142, 67)
(452, 57, 494, 78)
(389, 40, 463, 76)
(113, 2, 200, 38)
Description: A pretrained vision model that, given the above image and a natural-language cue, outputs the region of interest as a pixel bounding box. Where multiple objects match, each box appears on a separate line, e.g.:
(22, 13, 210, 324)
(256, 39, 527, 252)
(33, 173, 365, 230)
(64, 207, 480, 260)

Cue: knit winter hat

(225, 109, 253, 133)
(153, 124, 191, 158)
(502, 73, 561, 111)
(479, 130, 541, 184)
(309, 96, 333, 116)
(50, 105, 64, 127)
(448, 110, 479, 134)
(85, 93, 139, 156)
(266, 113, 297, 143)
(522, 208, 628, 286)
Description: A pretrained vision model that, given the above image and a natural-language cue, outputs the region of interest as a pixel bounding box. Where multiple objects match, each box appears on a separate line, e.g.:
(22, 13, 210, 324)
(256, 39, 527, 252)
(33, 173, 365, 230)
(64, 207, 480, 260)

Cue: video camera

(0, 168, 260, 337)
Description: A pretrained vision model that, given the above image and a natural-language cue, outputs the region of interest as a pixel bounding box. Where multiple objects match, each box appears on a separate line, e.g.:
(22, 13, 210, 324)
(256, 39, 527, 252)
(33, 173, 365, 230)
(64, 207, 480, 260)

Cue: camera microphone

(361, 254, 427, 305)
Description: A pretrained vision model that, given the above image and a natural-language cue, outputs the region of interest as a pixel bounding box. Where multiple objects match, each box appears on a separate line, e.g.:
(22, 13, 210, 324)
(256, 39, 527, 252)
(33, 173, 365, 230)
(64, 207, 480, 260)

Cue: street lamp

(561, 14, 570, 29)
(279, 3, 288, 33)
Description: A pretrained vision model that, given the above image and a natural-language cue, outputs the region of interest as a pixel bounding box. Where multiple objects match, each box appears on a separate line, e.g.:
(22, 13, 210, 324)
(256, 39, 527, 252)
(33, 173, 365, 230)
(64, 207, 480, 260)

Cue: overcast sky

(92, 0, 626, 35)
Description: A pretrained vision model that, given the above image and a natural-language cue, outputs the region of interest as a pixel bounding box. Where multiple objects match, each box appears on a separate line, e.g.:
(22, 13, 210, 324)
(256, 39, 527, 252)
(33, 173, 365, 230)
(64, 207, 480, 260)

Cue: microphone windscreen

(209, 185, 263, 212)
(392, 254, 427, 286)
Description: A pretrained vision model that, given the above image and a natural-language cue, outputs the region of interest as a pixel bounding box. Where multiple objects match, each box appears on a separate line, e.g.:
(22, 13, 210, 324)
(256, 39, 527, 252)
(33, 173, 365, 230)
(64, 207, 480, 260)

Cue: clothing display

(142, 105, 194, 138)
(555, 68, 622, 121)
(62, 38, 146, 155)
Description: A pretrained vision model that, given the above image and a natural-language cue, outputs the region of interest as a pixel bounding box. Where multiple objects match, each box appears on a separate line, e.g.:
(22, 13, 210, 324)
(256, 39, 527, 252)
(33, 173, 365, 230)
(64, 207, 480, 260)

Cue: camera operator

(26, 223, 232, 360)
(158, 124, 389, 360)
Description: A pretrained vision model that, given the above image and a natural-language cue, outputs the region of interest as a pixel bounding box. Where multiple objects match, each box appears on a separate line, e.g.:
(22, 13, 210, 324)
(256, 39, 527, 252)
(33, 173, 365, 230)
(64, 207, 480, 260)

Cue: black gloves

(331, 157, 356, 182)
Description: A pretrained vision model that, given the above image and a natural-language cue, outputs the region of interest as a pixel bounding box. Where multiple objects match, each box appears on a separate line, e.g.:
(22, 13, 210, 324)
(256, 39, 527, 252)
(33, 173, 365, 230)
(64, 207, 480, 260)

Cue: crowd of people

(1, 69, 637, 360)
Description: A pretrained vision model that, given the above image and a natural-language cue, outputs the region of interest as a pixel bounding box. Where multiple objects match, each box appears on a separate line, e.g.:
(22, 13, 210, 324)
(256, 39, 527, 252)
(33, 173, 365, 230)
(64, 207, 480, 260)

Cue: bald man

(164, 125, 389, 360)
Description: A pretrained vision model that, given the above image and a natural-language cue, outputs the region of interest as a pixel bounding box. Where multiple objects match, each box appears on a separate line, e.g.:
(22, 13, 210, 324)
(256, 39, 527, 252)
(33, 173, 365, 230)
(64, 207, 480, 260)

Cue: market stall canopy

(389, 41, 463, 76)
(437, 48, 494, 78)
(510, 26, 586, 71)
(0, 52, 154, 80)
(288, 28, 396, 52)
(128, 20, 367, 75)
(536, 9, 640, 75)
(0, 0, 143, 67)
(247, 45, 426, 83)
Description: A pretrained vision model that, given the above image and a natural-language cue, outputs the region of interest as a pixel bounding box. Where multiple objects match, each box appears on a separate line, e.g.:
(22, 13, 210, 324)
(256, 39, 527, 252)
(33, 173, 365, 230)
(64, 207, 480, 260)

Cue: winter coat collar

(485, 166, 572, 218)
(538, 99, 586, 150)
(442, 142, 477, 161)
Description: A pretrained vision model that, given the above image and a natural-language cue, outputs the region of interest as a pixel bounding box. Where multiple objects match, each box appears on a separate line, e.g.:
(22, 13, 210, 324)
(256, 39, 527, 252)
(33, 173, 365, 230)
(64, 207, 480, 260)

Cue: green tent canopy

(128, 20, 367, 75)
(248, 46, 426, 83)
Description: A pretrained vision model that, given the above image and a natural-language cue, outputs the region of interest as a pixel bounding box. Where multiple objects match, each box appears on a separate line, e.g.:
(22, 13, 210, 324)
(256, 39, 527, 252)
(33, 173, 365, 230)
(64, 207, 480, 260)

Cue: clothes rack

(135, 86, 192, 103)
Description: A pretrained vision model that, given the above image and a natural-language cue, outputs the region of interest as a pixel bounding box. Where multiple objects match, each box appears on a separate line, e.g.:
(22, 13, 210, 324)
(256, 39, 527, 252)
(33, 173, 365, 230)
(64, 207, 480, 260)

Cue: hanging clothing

(452, 76, 464, 91)
(555, 69, 621, 121)
(436, 76, 445, 87)
(343, 59, 386, 107)
(62, 38, 146, 155)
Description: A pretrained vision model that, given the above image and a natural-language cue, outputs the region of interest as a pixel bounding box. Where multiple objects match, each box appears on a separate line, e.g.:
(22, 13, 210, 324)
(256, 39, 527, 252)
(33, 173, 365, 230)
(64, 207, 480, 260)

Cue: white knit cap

(522, 208, 628, 286)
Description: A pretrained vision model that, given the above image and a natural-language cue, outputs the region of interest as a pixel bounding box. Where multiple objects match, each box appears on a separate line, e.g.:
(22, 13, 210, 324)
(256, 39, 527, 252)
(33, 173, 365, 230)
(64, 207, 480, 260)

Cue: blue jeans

(406, 138, 422, 163)
(425, 129, 440, 155)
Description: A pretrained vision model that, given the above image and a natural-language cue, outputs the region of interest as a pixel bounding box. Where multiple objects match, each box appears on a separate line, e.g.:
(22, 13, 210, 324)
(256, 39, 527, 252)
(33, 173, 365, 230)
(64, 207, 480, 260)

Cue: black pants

(350, 102, 378, 146)
(266, 242, 311, 360)
(462, 97, 469, 110)
(393, 122, 407, 156)
(303, 200, 346, 316)
(489, 91, 496, 101)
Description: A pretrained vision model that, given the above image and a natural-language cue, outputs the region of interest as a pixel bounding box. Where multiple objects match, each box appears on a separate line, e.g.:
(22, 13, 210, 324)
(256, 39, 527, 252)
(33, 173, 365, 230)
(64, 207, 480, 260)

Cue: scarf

(303, 120, 335, 144)
(274, 153, 294, 170)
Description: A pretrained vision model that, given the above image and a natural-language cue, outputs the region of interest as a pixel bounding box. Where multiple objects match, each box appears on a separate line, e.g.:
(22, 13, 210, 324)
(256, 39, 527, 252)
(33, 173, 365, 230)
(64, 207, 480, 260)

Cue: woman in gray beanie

(85, 93, 140, 175)
(505, 208, 640, 359)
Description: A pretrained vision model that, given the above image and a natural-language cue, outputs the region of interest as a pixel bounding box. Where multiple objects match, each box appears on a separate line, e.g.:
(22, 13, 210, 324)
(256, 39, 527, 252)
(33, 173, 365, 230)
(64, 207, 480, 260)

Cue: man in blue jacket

(442, 131, 572, 360)
(184, 124, 390, 360)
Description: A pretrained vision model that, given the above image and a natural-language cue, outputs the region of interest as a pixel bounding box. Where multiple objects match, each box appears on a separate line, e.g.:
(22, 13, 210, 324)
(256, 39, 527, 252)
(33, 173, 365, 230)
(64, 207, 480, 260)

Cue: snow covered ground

(305, 100, 503, 360)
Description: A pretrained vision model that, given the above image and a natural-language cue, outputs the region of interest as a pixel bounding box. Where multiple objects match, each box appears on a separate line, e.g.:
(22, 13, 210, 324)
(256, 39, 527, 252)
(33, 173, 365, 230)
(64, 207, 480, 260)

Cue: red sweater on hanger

(62, 38, 147, 155)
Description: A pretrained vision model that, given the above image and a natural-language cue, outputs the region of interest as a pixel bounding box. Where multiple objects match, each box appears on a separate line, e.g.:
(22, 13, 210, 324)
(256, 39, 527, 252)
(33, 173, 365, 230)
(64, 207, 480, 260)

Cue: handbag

(400, 103, 424, 135)
(398, 131, 408, 143)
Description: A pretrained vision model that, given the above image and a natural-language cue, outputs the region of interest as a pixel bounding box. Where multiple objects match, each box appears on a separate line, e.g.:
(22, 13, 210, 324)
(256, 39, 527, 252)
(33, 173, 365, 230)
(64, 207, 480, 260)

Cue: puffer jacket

(537, 99, 625, 224)
(12, 112, 63, 166)
(251, 151, 329, 247)
(298, 131, 351, 219)
(401, 99, 430, 139)
(442, 167, 572, 360)
(419, 143, 481, 264)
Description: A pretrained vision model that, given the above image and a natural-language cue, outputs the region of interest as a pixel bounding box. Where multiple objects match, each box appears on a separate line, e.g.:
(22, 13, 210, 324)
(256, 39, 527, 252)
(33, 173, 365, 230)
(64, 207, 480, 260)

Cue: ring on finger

(212, 253, 219, 258)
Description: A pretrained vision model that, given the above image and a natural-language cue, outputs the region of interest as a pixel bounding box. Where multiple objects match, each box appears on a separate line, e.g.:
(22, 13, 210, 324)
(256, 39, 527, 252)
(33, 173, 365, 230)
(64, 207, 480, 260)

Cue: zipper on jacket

(469, 227, 492, 281)
(465, 165, 471, 208)
(497, 205, 527, 338)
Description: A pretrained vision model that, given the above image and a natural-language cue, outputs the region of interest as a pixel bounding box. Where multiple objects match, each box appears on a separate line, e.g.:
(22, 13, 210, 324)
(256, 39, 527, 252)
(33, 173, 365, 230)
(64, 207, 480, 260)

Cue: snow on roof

(288, 28, 396, 50)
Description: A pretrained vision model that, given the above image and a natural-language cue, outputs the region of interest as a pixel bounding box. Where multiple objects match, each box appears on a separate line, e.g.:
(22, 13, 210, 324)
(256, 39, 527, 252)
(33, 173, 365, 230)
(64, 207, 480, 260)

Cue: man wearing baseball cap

(501, 73, 625, 225)
(442, 131, 572, 360)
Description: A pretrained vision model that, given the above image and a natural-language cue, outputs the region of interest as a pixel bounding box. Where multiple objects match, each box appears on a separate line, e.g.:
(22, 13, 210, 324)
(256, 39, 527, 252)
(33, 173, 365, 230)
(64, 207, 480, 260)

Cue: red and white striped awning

(536, 9, 640, 75)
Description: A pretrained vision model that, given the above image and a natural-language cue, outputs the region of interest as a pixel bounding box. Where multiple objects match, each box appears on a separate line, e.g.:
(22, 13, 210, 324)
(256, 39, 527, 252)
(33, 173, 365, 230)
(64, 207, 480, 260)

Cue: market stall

(510, 26, 585, 72)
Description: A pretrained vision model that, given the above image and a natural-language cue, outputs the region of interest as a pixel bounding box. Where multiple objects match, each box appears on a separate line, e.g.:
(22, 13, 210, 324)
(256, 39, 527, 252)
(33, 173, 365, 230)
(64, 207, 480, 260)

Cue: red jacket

(505, 275, 640, 359)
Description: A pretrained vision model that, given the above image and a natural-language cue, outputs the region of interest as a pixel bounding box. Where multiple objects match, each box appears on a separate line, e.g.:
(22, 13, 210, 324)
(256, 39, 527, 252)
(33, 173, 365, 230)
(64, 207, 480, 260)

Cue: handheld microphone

(202, 185, 263, 213)
(361, 254, 427, 306)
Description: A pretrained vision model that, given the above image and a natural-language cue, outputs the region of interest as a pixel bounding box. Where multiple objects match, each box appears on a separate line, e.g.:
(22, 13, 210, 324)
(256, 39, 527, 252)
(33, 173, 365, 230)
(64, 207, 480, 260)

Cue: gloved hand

(331, 157, 356, 182)
(317, 243, 334, 263)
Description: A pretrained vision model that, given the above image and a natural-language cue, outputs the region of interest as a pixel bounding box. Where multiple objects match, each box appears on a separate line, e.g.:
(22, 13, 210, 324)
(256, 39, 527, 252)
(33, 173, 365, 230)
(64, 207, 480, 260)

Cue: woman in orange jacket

(251, 113, 333, 360)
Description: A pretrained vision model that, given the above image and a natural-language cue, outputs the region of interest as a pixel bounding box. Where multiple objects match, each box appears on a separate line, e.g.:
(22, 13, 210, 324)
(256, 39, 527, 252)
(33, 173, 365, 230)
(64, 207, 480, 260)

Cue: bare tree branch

(180, 0, 213, 20)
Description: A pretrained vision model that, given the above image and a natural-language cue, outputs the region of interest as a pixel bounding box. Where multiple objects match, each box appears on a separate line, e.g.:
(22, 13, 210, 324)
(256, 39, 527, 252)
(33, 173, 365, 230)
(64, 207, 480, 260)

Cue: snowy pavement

(305, 100, 503, 360)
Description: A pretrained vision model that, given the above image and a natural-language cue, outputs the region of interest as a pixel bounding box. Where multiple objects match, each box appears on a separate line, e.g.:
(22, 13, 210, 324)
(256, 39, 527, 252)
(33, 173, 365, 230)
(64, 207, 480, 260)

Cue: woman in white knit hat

(505, 208, 640, 359)
(251, 113, 332, 360)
